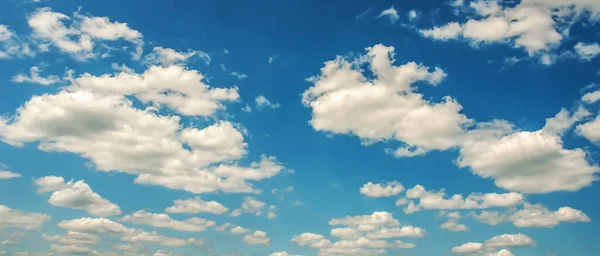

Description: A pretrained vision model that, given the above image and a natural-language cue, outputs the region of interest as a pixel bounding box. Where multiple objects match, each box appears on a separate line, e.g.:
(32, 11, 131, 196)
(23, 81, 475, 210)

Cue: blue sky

(0, 0, 599, 255)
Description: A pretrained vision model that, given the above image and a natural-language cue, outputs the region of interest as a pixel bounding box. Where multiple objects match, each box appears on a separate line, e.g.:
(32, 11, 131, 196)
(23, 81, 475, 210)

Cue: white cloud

(577, 114, 600, 144)
(574, 42, 600, 61)
(165, 197, 228, 215)
(242, 230, 270, 245)
(376, 6, 399, 24)
(510, 204, 591, 228)
(34, 176, 121, 216)
(0, 25, 13, 41)
(419, 1, 580, 62)
(28, 8, 143, 61)
(581, 90, 600, 104)
(359, 181, 404, 197)
(230, 226, 250, 234)
(295, 212, 422, 255)
(12, 66, 60, 86)
(0, 25, 35, 59)
(230, 197, 267, 217)
(400, 184, 524, 211)
(440, 220, 468, 232)
(0, 88, 286, 194)
(269, 252, 302, 256)
(452, 233, 535, 254)
(255, 95, 280, 109)
(366, 226, 426, 239)
(144, 47, 209, 66)
(408, 10, 419, 21)
(0, 162, 19, 179)
(0, 205, 50, 230)
(419, 22, 463, 41)
(230, 71, 248, 80)
(120, 210, 215, 232)
(69, 64, 239, 116)
(458, 108, 599, 193)
(242, 104, 252, 113)
(50, 244, 92, 254)
(485, 233, 535, 248)
(452, 242, 483, 253)
(302, 44, 468, 157)
(488, 249, 515, 256)
(57, 217, 203, 247)
(42, 231, 99, 245)
(154, 250, 181, 256)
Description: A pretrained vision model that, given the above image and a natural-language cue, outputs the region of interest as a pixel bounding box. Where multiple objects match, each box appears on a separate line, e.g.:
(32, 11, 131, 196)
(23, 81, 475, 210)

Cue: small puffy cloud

(452, 242, 483, 253)
(255, 95, 280, 109)
(12, 66, 60, 86)
(27, 8, 143, 61)
(120, 210, 215, 232)
(303, 44, 465, 157)
(0, 163, 20, 179)
(577, 114, 600, 144)
(34, 176, 121, 216)
(408, 10, 419, 21)
(488, 249, 515, 256)
(42, 231, 99, 245)
(485, 233, 535, 248)
(230, 197, 268, 217)
(296, 211, 422, 255)
(230, 226, 250, 234)
(0, 205, 50, 230)
(440, 220, 468, 232)
(154, 250, 181, 256)
(458, 108, 599, 194)
(377, 6, 399, 24)
(0, 25, 13, 41)
(269, 252, 302, 256)
(420, 22, 463, 40)
(242, 230, 270, 245)
(510, 204, 591, 228)
(50, 244, 92, 254)
(452, 233, 535, 254)
(230, 71, 248, 80)
(359, 181, 404, 197)
(144, 47, 209, 66)
(581, 90, 600, 104)
(165, 197, 229, 215)
(574, 42, 600, 61)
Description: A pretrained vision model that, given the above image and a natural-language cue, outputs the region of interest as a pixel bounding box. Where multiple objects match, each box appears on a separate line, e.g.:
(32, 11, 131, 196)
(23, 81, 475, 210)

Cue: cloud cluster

(34, 176, 121, 216)
(452, 233, 535, 255)
(418, 0, 600, 64)
(292, 211, 424, 255)
(304, 44, 599, 194)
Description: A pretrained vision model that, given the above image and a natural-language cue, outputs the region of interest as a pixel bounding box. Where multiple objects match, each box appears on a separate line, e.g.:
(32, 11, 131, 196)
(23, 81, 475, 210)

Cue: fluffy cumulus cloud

(120, 210, 216, 232)
(68, 64, 239, 116)
(452, 233, 535, 254)
(0, 162, 20, 179)
(27, 8, 143, 61)
(255, 95, 280, 109)
(57, 217, 205, 247)
(165, 197, 229, 215)
(230, 197, 268, 217)
(292, 211, 422, 255)
(242, 230, 270, 245)
(574, 42, 600, 61)
(302, 44, 466, 157)
(0, 87, 286, 194)
(0, 205, 50, 230)
(269, 252, 303, 256)
(399, 184, 524, 213)
(360, 181, 404, 197)
(470, 203, 591, 228)
(11, 66, 60, 86)
(42, 231, 99, 245)
(143, 47, 210, 66)
(34, 176, 121, 216)
(418, 0, 600, 64)
(457, 108, 599, 194)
